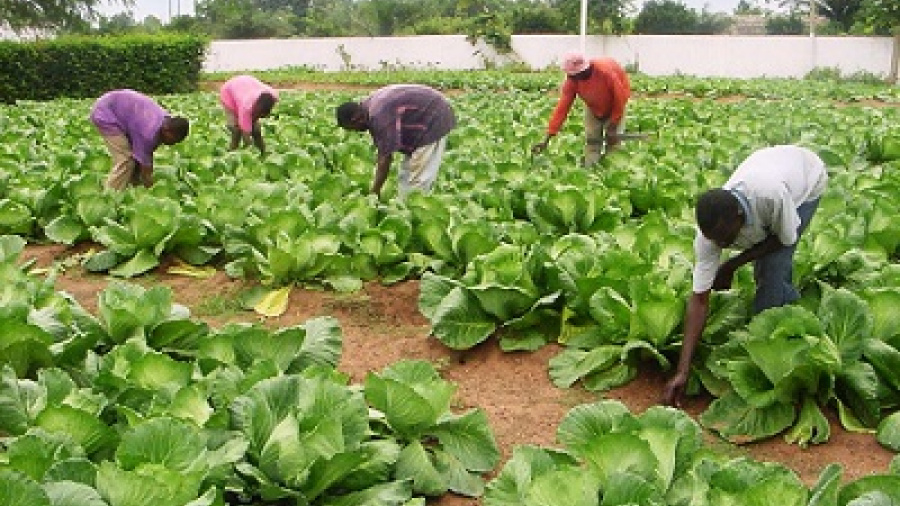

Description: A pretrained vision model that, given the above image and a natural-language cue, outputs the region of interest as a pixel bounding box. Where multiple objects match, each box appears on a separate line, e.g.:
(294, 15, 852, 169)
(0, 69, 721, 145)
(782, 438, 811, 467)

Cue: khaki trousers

(101, 134, 139, 190)
(584, 108, 627, 166)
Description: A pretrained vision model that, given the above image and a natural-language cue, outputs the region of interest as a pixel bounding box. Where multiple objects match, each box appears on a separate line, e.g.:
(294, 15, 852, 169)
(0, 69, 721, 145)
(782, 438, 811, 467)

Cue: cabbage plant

(700, 286, 886, 446)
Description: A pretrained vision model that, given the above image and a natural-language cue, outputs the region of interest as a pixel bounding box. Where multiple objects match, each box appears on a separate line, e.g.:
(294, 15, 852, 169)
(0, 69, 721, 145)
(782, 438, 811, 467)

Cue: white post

(809, 0, 817, 37)
(580, 0, 588, 53)
(809, 0, 818, 73)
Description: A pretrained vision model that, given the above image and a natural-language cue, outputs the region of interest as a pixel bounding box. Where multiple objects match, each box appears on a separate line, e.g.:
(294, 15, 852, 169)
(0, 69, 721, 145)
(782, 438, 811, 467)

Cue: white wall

(204, 34, 895, 79)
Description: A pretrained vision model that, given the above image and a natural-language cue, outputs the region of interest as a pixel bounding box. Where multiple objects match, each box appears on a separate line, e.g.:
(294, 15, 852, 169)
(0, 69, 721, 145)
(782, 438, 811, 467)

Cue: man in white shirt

(662, 145, 828, 407)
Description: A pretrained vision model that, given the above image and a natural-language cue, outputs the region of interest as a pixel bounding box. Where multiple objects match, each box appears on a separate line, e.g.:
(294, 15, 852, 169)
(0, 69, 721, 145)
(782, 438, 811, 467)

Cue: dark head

(696, 188, 744, 248)
(570, 66, 594, 81)
(159, 116, 189, 145)
(253, 92, 277, 120)
(336, 102, 368, 131)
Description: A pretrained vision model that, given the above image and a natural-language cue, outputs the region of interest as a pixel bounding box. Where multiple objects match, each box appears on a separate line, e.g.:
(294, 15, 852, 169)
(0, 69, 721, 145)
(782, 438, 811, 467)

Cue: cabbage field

(1, 71, 900, 505)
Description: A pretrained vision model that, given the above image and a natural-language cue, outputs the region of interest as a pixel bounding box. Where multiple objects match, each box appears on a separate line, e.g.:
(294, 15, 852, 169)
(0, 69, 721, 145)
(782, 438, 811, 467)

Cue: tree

(634, 0, 699, 34)
(196, 0, 297, 38)
(304, 0, 361, 36)
(356, 0, 428, 36)
(772, 0, 864, 32)
(254, 0, 312, 34)
(766, 11, 806, 33)
(166, 14, 203, 33)
(859, 0, 899, 83)
(696, 9, 733, 33)
(97, 12, 138, 34)
(549, 0, 632, 34)
(0, 0, 129, 30)
(510, 2, 566, 34)
(735, 0, 765, 14)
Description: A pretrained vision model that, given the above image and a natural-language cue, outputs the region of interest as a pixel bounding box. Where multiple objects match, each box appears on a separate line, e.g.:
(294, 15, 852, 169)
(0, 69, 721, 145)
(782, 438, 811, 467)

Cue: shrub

(0, 34, 208, 103)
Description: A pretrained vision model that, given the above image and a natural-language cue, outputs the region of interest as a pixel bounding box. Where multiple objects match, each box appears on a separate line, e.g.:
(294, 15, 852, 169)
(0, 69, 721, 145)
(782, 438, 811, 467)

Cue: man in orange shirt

(532, 52, 631, 166)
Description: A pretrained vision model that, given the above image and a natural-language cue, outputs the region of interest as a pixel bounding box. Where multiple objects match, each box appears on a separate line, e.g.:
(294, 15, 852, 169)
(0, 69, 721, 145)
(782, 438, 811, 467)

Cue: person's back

(556, 57, 630, 128)
(663, 144, 828, 406)
(536, 53, 632, 165)
(336, 84, 456, 198)
(90, 90, 166, 168)
(363, 84, 456, 156)
(219, 75, 278, 133)
(725, 145, 828, 205)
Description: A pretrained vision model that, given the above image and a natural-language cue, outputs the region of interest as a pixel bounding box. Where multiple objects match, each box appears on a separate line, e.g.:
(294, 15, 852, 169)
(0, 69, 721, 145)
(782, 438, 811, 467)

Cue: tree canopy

(5, 0, 897, 42)
(0, 0, 127, 30)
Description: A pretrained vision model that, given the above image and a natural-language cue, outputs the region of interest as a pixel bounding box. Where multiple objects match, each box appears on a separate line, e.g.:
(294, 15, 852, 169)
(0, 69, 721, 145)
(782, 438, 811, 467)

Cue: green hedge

(0, 34, 208, 103)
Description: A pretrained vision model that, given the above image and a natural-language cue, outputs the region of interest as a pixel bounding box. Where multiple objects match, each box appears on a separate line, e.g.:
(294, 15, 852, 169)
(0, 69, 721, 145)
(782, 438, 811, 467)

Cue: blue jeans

(753, 198, 820, 314)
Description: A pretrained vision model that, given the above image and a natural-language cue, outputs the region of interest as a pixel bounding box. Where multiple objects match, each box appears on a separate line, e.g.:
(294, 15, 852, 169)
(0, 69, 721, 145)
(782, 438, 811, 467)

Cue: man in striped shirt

(336, 84, 456, 198)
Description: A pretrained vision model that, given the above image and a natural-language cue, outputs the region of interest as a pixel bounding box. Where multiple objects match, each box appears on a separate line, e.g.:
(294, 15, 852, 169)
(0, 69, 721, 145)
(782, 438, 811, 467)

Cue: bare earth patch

(22, 244, 895, 504)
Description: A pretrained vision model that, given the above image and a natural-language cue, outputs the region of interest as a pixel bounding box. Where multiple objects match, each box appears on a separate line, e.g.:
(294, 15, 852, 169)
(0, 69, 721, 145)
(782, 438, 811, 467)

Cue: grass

(321, 292, 383, 321)
(193, 291, 245, 318)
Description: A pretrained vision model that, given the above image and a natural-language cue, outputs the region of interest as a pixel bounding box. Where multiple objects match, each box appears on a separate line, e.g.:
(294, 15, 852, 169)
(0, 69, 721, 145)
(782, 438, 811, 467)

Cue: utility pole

(809, 0, 817, 37)
(808, 0, 818, 74)
(580, 0, 588, 53)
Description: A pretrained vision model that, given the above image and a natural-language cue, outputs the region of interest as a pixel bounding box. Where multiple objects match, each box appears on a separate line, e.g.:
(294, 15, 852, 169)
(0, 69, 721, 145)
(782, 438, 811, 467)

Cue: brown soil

(22, 244, 895, 504)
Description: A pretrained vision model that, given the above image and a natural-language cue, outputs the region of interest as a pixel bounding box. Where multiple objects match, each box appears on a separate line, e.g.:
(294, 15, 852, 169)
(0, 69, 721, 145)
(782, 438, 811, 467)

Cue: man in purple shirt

(336, 84, 456, 198)
(90, 89, 189, 190)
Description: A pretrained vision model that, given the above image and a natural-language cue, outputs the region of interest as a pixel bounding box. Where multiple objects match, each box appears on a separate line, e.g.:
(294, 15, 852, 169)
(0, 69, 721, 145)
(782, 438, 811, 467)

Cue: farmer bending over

(532, 52, 631, 166)
(661, 145, 828, 407)
(219, 75, 279, 156)
(336, 84, 456, 198)
(90, 89, 189, 190)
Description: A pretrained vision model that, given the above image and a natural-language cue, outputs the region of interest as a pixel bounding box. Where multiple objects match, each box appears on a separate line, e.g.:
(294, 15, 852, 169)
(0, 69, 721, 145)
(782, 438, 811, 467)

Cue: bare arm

(371, 152, 392, 196)
(532, 133, 554, 154)
(138, 164, 153, 188)
(228, 126, 242, 150)
(251, 122, 266, 156)
(713, 235, 785, 290)
(661, 290, 710, 407)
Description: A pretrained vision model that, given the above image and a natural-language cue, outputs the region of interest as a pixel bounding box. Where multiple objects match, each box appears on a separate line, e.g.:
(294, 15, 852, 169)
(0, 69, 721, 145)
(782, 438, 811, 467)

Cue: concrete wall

(203, 34, 894, 79)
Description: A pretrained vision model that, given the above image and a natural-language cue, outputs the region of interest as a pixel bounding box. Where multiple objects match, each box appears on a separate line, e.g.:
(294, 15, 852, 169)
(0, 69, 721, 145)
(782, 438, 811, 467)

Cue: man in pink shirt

(219, 75, 279, 156)
(532, 52, 631, 166)
(90, 89, 190, 190)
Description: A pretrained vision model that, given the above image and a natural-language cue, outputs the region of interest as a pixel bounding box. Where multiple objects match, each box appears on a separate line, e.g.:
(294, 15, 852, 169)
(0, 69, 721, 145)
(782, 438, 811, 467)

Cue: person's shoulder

(386, 83, 444, 95)
(592, 57, 623, 67)
(99, 88, 133, 98)
(98, 88, 151, 104)
(592, 58, 627, 78)
(224, 74, 267, 87)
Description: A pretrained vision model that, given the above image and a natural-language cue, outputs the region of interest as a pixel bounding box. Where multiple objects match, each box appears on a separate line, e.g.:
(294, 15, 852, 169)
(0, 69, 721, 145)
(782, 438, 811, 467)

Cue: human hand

(605, 129, 620, 148)
(711, 262, 736, 290)
(661, 372, 688, 407)
(138, 165, 153, 188)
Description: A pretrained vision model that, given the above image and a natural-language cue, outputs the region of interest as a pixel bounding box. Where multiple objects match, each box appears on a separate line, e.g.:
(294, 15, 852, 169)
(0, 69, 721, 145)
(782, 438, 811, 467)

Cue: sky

(98, 0, 747, 23)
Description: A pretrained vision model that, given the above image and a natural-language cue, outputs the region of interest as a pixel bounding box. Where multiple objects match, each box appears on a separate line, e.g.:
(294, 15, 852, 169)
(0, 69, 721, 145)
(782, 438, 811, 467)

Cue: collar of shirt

(729, 185, 754, 226)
